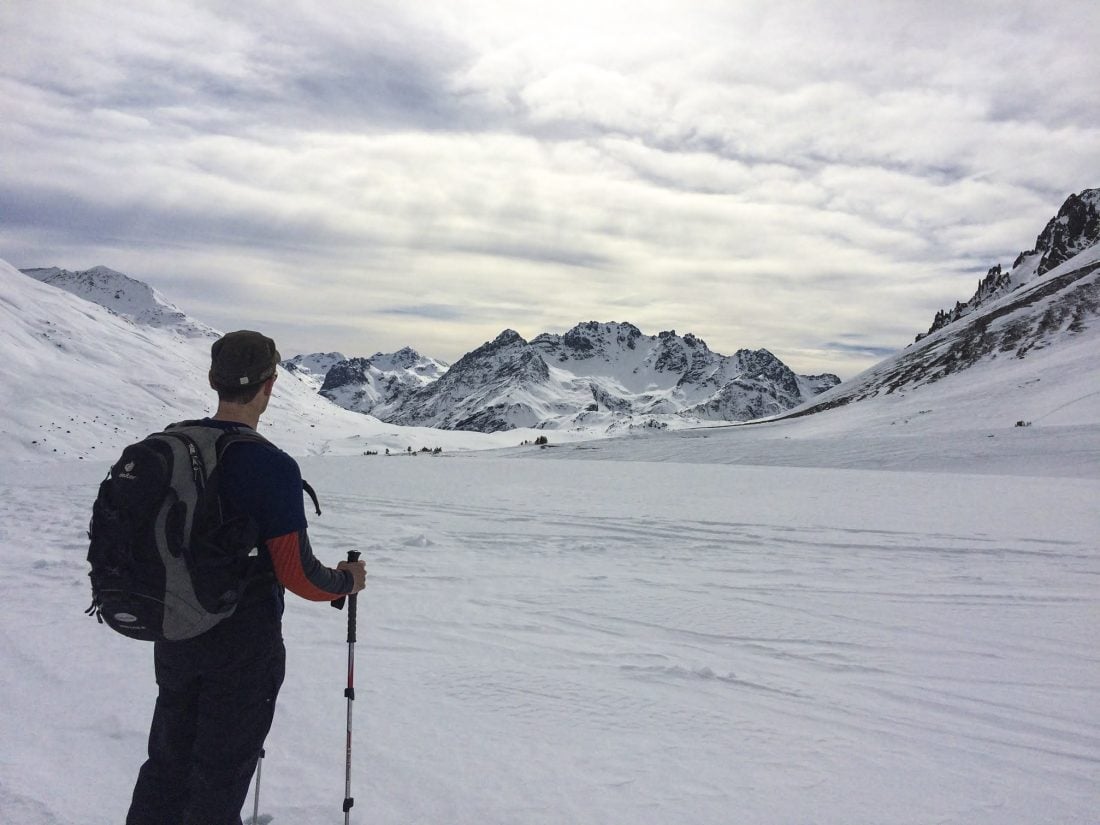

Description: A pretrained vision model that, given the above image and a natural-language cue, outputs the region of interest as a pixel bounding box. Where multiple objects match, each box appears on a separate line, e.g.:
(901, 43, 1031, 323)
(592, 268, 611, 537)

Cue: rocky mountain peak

(532, 321, 645, 362)
(918, 187, 1099, 341)
(1026, 188, 1100, 275)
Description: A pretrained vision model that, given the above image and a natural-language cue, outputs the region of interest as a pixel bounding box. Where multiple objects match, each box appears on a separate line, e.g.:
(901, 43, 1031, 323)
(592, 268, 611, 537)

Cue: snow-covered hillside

(0, 260, 563, 461)
(786, 241, 1100, 427)
(20, 265, 218, 339)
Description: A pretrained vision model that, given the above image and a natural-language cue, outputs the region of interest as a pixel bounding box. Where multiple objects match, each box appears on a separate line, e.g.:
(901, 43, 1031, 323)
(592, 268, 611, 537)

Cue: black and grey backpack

(85, 421, 317, 641)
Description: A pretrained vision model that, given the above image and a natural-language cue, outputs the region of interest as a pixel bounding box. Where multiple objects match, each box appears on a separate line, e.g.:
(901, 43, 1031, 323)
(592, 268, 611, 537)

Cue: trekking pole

(342, 550, 361, 823)
(251, 748, 265, 825)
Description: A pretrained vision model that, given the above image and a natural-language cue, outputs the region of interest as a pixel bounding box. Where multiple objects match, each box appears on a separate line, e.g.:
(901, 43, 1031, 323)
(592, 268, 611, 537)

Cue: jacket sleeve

(266, 528, 353, 601)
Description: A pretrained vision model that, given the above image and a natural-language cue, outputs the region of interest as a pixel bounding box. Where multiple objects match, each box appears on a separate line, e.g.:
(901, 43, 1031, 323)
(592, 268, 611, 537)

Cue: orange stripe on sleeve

(267, 530, 349, 601)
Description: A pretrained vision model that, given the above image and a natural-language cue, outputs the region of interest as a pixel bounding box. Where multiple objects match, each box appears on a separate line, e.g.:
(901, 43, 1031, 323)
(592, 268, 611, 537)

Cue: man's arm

(267, 528, 364, 600)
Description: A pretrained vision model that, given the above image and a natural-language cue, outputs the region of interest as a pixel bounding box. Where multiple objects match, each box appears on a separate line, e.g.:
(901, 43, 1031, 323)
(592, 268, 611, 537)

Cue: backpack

(85, 421, 319, 641)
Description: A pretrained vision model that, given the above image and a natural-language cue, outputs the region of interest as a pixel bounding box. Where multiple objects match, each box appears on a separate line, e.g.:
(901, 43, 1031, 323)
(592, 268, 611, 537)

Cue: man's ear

(263, 375, 276, 397)
(208, 370, 217, 390)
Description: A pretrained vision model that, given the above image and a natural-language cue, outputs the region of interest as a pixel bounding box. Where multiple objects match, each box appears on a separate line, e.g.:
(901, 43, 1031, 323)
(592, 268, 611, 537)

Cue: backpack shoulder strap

(209, 427, 322, 516)
(302, 479, 322, 516)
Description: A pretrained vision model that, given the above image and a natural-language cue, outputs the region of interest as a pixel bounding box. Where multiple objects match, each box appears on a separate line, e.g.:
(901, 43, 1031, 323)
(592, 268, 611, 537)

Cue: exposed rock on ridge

(918, 188, 1100, 341)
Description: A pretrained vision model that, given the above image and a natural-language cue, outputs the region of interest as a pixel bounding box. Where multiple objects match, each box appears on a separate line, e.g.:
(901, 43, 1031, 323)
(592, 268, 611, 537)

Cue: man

(127, 330, 367, 825)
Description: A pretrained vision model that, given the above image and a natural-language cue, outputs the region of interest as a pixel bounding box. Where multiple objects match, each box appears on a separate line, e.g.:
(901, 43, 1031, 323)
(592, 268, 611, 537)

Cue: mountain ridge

(787, 241, 1100, 420)
(918, 188, 1100, 341)
(366, 322, 841, 433)
(20, 265, 218, 339)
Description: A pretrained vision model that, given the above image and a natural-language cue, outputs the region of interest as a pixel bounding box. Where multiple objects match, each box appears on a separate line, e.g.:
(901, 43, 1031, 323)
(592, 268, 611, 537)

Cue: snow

(1, 255, 1099, 823)
(1, 452, 1098, 824)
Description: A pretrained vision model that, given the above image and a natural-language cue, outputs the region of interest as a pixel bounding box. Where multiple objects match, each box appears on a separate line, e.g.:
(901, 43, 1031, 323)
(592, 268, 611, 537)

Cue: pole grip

(331, 550, 362, 610)
(346, 550, 359, 642)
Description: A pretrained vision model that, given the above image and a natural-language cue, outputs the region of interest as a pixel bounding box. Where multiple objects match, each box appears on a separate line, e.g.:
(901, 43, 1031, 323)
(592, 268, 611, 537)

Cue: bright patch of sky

(1, 0, 1098, 377)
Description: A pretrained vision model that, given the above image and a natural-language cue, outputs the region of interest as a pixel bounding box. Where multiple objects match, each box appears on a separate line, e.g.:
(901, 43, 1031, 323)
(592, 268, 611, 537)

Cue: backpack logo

(120, 461, 137, 480)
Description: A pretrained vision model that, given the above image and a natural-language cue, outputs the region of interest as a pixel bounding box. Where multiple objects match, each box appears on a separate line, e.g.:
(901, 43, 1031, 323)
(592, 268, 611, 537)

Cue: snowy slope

(20, 265, 218, 338)
(0, 260, 565, 461)
(790, 241, 1100, 423)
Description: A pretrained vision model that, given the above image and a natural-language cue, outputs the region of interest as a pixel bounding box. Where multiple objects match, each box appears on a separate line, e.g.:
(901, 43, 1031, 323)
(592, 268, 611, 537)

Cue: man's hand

(337, 559, 367, 594)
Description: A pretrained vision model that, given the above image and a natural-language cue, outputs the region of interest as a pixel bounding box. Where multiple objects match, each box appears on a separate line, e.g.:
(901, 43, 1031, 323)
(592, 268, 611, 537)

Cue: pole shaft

(343, 550, 360, 824)
(252, 748, 264, 825)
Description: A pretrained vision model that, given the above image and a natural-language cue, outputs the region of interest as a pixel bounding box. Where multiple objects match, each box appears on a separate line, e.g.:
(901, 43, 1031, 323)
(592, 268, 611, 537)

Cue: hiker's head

(209, 330, 280, 404)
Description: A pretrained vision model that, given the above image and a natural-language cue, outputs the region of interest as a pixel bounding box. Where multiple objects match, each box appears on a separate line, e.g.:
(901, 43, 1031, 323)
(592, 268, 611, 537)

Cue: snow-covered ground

(1, 434, 1097, 824)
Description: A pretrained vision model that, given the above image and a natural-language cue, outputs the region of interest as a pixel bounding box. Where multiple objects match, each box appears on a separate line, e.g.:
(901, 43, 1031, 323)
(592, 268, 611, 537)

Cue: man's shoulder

(178, 419, 299, 476)
(228, 438, 299, 475)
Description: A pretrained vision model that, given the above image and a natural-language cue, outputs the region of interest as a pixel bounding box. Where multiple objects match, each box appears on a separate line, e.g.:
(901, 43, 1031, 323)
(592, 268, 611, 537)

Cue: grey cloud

(376, 304, 469, 321)
(0, 182, 373, 255)
(447, 239, 611, 270)
(822, 341, 902, 359)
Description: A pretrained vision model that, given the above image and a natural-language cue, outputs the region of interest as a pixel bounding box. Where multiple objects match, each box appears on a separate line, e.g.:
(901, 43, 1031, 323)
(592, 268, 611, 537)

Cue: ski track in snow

(1, 459, 1098, 824)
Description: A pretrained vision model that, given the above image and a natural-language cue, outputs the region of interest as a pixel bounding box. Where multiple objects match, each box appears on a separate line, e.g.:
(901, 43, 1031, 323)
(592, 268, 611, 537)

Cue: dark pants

(127, 603, 285, 825)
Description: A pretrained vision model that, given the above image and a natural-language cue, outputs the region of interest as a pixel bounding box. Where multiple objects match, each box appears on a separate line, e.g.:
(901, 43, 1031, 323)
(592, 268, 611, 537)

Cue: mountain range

(296, 189, 1098, 433)
(316, 348, 450, 416)
(363, 324, 840, 432)
(6, 186, 1098, 450)
(299, 326, 840, 433)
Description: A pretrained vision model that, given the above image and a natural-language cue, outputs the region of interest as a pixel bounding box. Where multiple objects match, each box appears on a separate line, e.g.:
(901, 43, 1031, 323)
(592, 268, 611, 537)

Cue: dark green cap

(210, 330, 280, 389)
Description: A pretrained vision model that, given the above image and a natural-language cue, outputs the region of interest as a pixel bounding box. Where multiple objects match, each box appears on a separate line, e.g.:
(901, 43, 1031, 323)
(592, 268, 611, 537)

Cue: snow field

(4, 455, 1095, 823)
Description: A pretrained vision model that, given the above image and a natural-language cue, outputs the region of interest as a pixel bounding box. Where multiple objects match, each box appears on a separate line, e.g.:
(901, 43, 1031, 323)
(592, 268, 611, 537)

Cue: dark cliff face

(1031, 190, 1100, 275)
(919, 188, 1099, 341)
(320, 358, 372, 392)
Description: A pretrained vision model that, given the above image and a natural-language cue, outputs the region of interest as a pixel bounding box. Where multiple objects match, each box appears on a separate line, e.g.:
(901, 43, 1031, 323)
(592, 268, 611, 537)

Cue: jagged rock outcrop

(918, 188, 1100, 341)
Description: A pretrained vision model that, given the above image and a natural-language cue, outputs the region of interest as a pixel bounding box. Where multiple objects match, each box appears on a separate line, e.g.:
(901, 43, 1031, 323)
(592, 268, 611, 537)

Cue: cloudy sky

(2, 0, 1098, 377)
